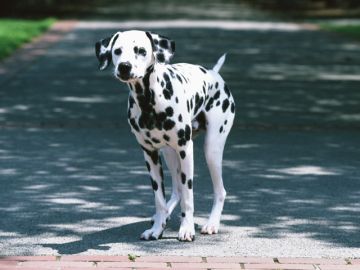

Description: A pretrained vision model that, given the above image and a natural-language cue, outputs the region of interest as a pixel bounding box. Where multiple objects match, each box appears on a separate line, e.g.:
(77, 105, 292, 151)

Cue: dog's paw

(178, 222, 195, 242)
(201, 222, 219, 235)
(140, 226, 164, 241)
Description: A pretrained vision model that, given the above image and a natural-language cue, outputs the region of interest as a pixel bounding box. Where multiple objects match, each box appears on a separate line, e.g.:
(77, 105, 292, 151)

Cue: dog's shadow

(44, 219, 201, 254)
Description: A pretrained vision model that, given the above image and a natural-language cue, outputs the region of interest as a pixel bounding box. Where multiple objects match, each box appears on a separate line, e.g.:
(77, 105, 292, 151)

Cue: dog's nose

(118, 62, 132, 75)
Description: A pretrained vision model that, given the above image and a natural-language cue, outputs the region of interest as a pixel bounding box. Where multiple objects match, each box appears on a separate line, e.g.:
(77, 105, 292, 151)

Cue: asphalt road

(0, 19, 360, 257)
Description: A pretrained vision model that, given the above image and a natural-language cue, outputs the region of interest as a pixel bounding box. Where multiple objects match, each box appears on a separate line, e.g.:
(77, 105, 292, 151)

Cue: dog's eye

(114, 48, 122, 55)
(139, 47, 147, 56)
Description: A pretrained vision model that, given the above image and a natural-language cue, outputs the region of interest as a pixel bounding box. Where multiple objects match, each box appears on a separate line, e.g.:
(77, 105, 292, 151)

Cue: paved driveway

(0, 19, 359, 257)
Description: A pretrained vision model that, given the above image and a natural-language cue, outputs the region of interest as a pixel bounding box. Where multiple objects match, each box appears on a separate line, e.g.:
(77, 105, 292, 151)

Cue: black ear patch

(146, 31, 175, 64)
(95, 33, 119, 71)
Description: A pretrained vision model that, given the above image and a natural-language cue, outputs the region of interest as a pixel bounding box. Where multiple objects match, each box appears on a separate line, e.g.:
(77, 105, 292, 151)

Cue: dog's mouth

(116, 72, 133, 82)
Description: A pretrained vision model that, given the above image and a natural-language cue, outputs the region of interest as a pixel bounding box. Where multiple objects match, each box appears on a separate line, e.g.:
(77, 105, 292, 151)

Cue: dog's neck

(127, 64, 155, 112)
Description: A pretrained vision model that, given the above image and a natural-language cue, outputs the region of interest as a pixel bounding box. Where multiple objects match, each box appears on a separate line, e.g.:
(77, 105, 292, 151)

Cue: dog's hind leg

(201, 100, 235, 235)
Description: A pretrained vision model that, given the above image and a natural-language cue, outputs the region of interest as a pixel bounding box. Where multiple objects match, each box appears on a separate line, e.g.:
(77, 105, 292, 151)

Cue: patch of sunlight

(270, 166, 340, 176)
(47, 198, 88, 205)
(0, 108, 9, 114)
(81, 186, 101, 192)
(221, 214, 240, 221)
(23, 184, 50, 190)
(232, 144, 260, 149)
(328, 205, 360, 212)
(0, 168, 18, 175)
(53, 96, 110, 103)
(317, 73, 360, 81)
(316, 99, 343, 106)
(0, 231, 21, 237)
(129, 170, 148, 175)
(288, 199, 323, 205)
(333, 114, 360, 121)
(13, 104, 30, 110)
(254, 174, 287, 179)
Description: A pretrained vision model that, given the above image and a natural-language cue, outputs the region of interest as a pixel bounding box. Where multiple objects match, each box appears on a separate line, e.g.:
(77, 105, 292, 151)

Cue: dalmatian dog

(95, 30, 235, 242)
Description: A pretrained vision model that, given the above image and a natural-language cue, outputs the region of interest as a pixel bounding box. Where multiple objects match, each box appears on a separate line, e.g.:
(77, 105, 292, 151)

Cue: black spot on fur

(185, 125, 191, 141)
(165, 107, 174, 117)
(213, 90, 221, 100)
(224, 84, 230, 97)
(215, 82, 219, 88)
(224, 120, 228, 125)
(168, 68, 175, 78)
(178, 114, 183, 122)
(128, 95, 135, 108)
(186, 100, 190, 112)
(161, 181, 165, 198)
(157, 53, 165, 63)
(176, 74, 183, 83)
(151, 178, 158, 191)
(142, 147, 159, 165)
(178, 138, 187, 146)
(199, 67, 207, 74)
(187, 179, 193, 189)
(180, 151, 186, 159)
(194, 96, 204, 115)
(181, 212, 186, 217)
(133, 46, 139, 54)
(144, 139, 152, 145)
(160, 167, 164, 180)
(178, 129, 185, 138)
(146, 131, 151, 138)
(222, 99, 230, 112)
(145, 161, 151, 171)
(231, 102, 235, 113)
(175, 97, 179, 103)
(129, 118, 140, 132)
(205, 97, 214, 111)
(194, 112, 207, 132)
(163, 89, 171, 100)
(181, 173, 186, 184)
(152, 137, 160, 144)
(219, 126, 223, 133)
(163, 119, 175, 130)
(163, 134, 170, 141)
(159, 39, 169, 49)
(216, 101, 220, 106)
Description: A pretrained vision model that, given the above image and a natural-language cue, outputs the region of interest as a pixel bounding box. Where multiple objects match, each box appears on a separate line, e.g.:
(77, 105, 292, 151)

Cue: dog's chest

(126, 64, 209, 149)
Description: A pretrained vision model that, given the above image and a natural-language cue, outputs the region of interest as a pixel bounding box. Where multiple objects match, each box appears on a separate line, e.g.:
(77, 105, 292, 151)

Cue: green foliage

(321, 24, 360, 40)
(0, 18, 55, 60)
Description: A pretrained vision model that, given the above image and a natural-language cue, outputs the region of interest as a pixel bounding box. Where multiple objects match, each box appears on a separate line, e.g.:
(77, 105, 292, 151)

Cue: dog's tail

(212, 53, 227, 73)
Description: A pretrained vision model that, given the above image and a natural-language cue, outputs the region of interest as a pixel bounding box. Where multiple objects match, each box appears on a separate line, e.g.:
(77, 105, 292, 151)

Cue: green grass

(321, 24, 360, 40)
(0, 18, 55, 60)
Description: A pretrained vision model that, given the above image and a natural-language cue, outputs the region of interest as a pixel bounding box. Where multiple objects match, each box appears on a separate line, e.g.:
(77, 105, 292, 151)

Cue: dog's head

(95, 30, 175, 82)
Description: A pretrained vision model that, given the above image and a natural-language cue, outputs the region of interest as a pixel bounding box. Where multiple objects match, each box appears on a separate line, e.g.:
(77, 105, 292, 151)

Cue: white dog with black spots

(95, 30, 235, 242)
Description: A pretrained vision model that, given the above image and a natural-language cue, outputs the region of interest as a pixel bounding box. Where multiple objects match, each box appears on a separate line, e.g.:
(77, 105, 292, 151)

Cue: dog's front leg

(177, 140, 195, 242)
(141, 149, 168, 240)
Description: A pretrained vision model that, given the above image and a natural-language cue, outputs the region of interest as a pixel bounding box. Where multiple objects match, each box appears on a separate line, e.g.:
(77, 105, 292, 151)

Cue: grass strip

(0, 18, 55, 60)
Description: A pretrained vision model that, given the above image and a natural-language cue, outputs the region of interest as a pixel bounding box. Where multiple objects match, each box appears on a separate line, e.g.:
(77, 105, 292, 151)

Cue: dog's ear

(95, 33, 120, 71)
(146, 32, 175, 64)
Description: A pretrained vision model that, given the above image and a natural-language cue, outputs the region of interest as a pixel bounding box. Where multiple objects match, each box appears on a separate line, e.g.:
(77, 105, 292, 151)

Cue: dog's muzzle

(117, 62, 132, 81)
